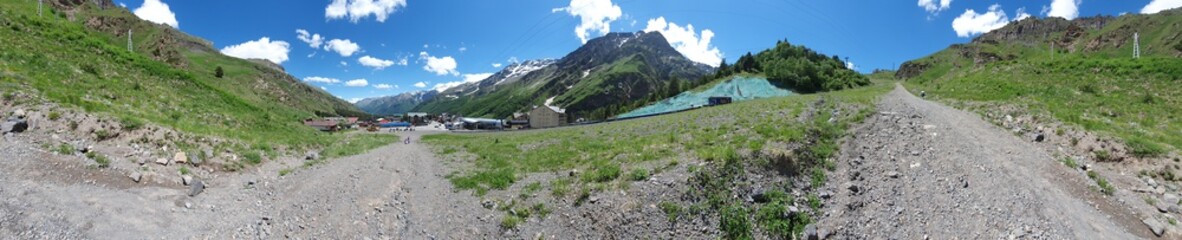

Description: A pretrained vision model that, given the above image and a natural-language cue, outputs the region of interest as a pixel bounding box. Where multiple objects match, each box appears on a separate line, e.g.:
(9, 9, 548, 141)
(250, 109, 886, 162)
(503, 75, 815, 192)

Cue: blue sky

(117, 0, 1180, 102)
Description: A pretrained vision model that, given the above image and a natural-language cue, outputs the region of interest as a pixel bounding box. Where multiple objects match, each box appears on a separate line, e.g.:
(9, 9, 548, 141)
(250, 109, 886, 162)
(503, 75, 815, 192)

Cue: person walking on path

(404, 137, 411, 144)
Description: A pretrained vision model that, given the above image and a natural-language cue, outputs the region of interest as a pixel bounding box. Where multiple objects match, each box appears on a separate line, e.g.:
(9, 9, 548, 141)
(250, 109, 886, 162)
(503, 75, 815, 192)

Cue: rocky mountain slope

(413, 31, 713, 119)
(355, 90, 438, 116)
(355, 59, 555, 116)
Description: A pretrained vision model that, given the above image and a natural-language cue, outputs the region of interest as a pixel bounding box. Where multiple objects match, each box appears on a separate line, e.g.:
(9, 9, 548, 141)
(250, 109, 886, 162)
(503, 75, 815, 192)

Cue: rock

(156, 158, 169, 165)
(188, 179, 205, 197)
(1156, 186, 1167, 195)
(910, 150, 920, 156)
(589, 195, 600, 204)
(12, 109, 26, 118)
(803, 223, 819, 240)
(569, 169, 579, 177)
(752, 192, 770, 203)
(843, 182, 860, 193)
(886, 171, 901, 178)
(129, 172, 142, 183)
(1, 119, 27, 133)
(189, 151, 202, 166)
(481, 200, 496, 209)
(174, 152, 188, 164)
(1081, 164, 1092, 172)
(819, 190, 833, 199)
(1146, 177, 1158, 188)
(1143, 218, 1166, 237)
(1156, 202, 1169, 213)
(182, 175, 193, 186)
(305, 151, 320, 161)
(1164, 194, 1179, 206)
(1034, 133, 1045, 142)
(137, 158, 147, 165)
(1169, 205, 1182, 214)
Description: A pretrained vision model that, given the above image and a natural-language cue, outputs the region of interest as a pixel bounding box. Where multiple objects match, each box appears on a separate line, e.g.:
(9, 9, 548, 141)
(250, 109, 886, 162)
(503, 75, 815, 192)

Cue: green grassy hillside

(900, 10, 1182, 157)
(0, 1, 364, 149)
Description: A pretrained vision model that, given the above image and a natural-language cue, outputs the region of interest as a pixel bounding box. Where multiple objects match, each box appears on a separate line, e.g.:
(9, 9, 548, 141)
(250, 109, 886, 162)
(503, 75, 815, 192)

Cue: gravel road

(0, 130, 495, 239)
(819, 84, 1146, 239)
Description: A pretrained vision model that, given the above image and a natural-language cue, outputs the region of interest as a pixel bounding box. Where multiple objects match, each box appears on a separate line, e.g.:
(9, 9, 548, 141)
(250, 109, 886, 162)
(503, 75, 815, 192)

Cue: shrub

(628, 168, 650, 181)
(582, 163, 621, 183)
(720, 203, 753, 240)
(659, 201, 683, 222)
(94, 129, 114, 141)
(47, 111, 61, 121)
(243, 151, 263, 165)
(1126, 138, 1166, 158)
(56, 143, 75, 155)
(85, 151, 110, 168)
(278, 168, 292, 176)
(550, 178, 571, 197)
(120, 116, 144, 130)
(179, 166, 191, 175)
(531, 203, 551, 218)
(499, 214, 522, 229)
(1094, 150, 1114, 162)
(215, 66, 224, 78)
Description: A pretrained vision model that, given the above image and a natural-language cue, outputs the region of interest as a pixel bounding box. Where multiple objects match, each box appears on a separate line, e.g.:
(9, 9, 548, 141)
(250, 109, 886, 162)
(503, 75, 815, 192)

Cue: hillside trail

(820, 84, 1147, 239)
(0, 128, 497, 239)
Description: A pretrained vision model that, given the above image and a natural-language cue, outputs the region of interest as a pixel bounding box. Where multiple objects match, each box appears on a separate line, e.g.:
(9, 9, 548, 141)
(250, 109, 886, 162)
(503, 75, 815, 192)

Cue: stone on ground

(174, 152, 187, 164)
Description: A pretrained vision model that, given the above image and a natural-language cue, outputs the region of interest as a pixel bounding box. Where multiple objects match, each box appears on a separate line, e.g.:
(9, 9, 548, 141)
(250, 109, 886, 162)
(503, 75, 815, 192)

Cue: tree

(215, 66, 224, 78)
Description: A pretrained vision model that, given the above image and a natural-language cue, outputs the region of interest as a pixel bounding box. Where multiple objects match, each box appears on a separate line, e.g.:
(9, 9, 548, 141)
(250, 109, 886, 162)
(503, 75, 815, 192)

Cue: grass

(55, 143, 75, 155)
(1087, 170, 1116, 195)
(178, 166, 190, 175)
(1061, 157, 1078, 169)
(278, 168, 292, 176)
(425, 83, 890, 238)
(85, 151, 110, 168)
(0, 1, 368, 162)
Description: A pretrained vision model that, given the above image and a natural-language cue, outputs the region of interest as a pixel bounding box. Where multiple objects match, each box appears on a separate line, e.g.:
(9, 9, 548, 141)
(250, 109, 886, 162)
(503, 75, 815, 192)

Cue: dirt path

(0, 129, 496, 239)
(820, 84, 1146, 239)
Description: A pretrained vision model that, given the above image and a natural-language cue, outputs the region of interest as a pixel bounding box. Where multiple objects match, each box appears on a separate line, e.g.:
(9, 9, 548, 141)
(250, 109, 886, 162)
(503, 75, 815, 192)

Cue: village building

(529, 106, 566, 129)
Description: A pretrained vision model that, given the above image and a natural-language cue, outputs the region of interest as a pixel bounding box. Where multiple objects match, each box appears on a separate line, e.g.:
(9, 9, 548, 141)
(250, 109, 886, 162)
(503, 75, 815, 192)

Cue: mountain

(897, 9, 1182, 158)
(413, 31, 714, 119)
(0, 0, 365, 147)
(355, 90, 438, 116)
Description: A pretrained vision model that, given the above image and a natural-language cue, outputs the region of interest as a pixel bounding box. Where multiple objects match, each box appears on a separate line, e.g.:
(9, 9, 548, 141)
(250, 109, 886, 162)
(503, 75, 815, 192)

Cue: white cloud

(430, 73, 494, 92)
(918, 0, 953, 14)
(345, 79, 369, 87)
(119, 2, 126, 8)
(1047, 0, 1081, 20)
(1014, 7, 1032, 21)
(644, 17, 723, 67)
(295, 29, 324, 48)
(326, 0, 407, 23)
(951, 4, 1012, 37)
(374, 84, 395, 89)
(324, 39, 361, 57)
(358, 55, 396, 70)
(845, 61, 856, 70)
(220, 37, 291, 64)
(419, 51, 459, 76)
(1142, 0, 1182, 14)
(348, 98, 363, 103)
(396, 56, 409, 66)
(319, 86, 327, 90)
(553, 0, 623, 43)
(340, 61, 348, 66)
(303, 76, 342, 84)
(459, 47, 468, 52)
(133, 0, 178, 28)
(492, 63, 503, 68)
(413, 81, 428, 88)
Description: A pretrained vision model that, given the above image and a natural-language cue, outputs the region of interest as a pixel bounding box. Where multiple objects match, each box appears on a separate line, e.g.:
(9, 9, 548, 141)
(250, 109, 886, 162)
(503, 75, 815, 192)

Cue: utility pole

(1133, 32, 1141, 59)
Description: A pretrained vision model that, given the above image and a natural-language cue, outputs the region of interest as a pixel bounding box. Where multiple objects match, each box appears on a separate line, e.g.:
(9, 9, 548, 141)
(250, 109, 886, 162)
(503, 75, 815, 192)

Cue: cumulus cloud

(348, 98, 362, 103)
(358, 55, 396, 70)
(1143, 0, 1182, 14)
(1047, 0, 1081, 20)
(431, 73, 494, 92)
(220, 37, 291, 64)
(303, 76, 341, 84)
(133, 0, 178, 28)
(1014, 7, 1032, 21)
(419, 52, 459, 76)
(492, 63, 503, 68)
(374, 84, 395, 89)
(918, 0, 953, 15)
(644, 17, 723, 67)
(344, 79, 369, 87)
(295, 29, 324, 48)
(951, 4, 1016, 37)
(326, 0, 407, 23)
(413, 81, 428, 88)
(553, 0, 623, 43)
(324, 39, 361, 57)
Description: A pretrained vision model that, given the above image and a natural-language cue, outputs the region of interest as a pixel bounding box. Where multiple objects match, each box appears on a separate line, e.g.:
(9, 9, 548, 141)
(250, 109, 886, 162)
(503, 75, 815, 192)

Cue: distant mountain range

(358, 31, 714, 120)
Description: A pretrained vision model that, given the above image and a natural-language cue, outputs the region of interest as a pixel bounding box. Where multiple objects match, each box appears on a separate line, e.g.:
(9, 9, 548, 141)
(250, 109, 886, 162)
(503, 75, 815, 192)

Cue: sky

(115, 0, 1182, 103)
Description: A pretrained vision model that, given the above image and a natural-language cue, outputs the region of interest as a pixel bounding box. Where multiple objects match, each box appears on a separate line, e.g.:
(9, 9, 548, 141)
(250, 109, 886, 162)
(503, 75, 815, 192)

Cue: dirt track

(0, 130, 495, 239)
(820, 84, 1146, 239)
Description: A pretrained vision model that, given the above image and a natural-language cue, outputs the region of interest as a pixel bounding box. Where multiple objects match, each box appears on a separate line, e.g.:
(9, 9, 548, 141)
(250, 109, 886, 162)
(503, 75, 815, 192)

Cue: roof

(546, 106, 566, 114)
(406, 112, 429, 117)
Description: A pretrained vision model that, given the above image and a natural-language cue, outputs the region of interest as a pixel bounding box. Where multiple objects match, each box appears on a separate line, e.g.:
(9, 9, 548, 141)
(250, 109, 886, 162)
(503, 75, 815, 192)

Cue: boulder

(174, 152, 187, 164)
(182, 175, 193, 186)
(305, 151, 320, 161)
(156, 158, 169, 165)
(886, 171, 901, 178)
(188, 179, 205, 197)
(1, 119, 27, 133)
(1143, 218, 1166, 237)
(12, 109, 26, 118)
(803, 223, 819, 240)
(188, 151, 202, 166)
(129, 172, 142, 183)
(752, 192, 770, 203)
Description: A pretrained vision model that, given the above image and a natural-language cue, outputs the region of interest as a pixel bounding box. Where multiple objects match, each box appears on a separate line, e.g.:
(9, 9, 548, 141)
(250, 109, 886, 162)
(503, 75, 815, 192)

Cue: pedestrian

(404, 137, 411, 144)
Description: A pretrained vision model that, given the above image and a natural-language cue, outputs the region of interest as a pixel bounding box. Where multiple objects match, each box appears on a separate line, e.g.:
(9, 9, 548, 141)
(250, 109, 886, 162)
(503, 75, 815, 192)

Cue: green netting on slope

(618, 76, 794, 118)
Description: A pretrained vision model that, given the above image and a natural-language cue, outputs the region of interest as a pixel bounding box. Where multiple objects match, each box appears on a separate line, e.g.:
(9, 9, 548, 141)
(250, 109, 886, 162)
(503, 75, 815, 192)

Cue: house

(303, 118, 339, 132)
(529, 106, 566, 129)
(708, 96, 733, 106)
(406, 112, 429, 126)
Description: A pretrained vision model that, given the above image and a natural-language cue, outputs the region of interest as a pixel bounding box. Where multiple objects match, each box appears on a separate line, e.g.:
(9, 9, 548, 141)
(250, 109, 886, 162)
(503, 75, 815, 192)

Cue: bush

(243, 151, 263, 165)
(94, 129, 115, 141)
(500, 214, 522, 229)
(179, 166, 191, 175)
(720, 203, 753, 240)
(120, 116, 144, 130)
(47, 111, 61, 121)
(628, 168, 650, 181)
(85, 151, 110, 168)
(659, 201, 683, 222)
(215, 66, 224, 78)
(56, 143, 75, 155)
(1126, 138, 1166, 158)
(582, 163, 621, 183)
